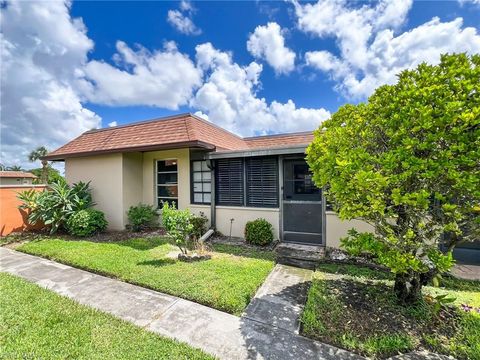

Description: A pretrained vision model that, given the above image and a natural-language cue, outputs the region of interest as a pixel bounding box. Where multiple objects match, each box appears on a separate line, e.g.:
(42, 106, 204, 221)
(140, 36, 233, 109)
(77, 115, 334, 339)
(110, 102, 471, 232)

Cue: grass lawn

(17, 237, 275, 315)
(301, 263, 480, 359)
(0, 272, 213, 360)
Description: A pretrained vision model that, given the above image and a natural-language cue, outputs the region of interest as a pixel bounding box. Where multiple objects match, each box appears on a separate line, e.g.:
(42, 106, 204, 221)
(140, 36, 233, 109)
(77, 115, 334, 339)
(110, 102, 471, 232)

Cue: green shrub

(191, 212, 208, 240)
(17, 181, 94, 234)
(127, 204, 159, 231)
(66, 209, 108, 237)
(244, 218, 274, 246)
(161, 202, 193, 254)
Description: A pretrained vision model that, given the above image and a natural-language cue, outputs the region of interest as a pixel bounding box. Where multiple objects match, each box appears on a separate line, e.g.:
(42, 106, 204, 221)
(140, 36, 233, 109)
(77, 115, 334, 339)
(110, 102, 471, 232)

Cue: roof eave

(207, 145, 308, 159)
(42, 140, 216, 161)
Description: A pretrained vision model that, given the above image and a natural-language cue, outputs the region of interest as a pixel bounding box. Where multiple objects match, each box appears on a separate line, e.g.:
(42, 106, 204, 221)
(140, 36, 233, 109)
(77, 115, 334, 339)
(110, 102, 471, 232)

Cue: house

(0, 171, 37, 185)
(42, 113, 480, 265)
(44, 113, 373, 249)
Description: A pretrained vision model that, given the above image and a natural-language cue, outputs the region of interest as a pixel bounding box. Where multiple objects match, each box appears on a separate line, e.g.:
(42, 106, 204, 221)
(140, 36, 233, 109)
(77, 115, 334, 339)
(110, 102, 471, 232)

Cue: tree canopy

(307, 53, 480, 302)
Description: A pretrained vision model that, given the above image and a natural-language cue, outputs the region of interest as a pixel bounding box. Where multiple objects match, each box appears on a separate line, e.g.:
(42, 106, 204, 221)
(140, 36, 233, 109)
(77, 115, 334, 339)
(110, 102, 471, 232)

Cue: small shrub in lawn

(244, 218, 274, 246)
(161, 202, 193, 255)
(66, 209, 107, 237)
(127, 204, 159, 231)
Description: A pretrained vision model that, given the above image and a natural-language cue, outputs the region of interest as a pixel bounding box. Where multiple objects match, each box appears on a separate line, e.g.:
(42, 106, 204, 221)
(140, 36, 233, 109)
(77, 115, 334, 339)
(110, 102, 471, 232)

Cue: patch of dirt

(308, 273, 460, 357)
(324, 247, 390, 272)
(1, 228, 167, 246)
(209, 235, 278, 251)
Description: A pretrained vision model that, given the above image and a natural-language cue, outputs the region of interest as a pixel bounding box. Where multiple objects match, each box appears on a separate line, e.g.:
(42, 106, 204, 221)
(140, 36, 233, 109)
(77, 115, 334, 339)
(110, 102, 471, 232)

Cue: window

(215, 157, 279, 208)
(246, 157, 278, 207)
(216, 158, 244, 206)
(157, 159, 178, 207)
(283, 160, 321, 201)
(191, 160, 211, 204)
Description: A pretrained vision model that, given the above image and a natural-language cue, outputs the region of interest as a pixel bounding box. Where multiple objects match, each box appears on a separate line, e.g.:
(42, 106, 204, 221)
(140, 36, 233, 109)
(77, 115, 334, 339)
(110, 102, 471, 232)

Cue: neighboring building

(44, 113, 372, 248)
(0, 171, 37, 185)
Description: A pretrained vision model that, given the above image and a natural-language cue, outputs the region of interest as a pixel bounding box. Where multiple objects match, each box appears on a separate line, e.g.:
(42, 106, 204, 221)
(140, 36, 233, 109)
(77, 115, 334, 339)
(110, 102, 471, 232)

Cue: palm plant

(6, 165, 24, 171)
(28, 146, 49, 184)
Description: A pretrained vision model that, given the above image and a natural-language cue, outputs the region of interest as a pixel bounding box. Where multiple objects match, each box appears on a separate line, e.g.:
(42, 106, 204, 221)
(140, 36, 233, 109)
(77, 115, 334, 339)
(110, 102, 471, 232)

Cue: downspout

(207, 159, 216, 230)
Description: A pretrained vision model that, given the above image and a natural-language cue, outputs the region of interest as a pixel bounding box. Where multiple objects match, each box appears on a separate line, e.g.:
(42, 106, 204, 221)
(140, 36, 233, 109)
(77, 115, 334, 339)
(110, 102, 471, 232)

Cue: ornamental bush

(306, 53, 480, 303)
(18, 181, 94, 234)
(161, 202, 193, 254)
(191, 212, 208, 240)
(244, 218, 274, 246)
(127, 204, 159, 231)
(66, 209, 108, 237)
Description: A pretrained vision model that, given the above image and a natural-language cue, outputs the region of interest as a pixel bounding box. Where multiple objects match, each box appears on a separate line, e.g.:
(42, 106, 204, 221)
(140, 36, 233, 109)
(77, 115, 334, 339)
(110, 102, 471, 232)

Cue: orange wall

(0, 185, 46, 236)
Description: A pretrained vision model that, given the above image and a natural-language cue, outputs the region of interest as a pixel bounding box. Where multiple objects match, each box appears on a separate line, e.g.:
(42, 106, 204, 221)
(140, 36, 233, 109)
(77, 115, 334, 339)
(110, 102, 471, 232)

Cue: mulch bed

(305, 272, 461, 358)
(2, 228, 167, 248)
(208, 234, 278, 251)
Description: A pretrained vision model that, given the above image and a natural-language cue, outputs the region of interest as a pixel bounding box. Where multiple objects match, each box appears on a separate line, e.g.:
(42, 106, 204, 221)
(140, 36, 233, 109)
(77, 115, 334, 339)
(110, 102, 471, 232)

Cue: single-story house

(0, 171, 37, 185)
(43, 113, 372, 249)
(43, 113, 479, 264)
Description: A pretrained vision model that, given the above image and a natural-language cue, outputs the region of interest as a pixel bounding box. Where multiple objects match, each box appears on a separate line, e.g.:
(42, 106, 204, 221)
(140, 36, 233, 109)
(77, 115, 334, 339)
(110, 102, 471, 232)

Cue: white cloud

(167, 1, 201, 35)
(459, 0, 480, 5)
(296, 0, 480, 99)
(81, 41, 202, 109)
(180, 0, 193, 12)
(193, 111, 209, 120)
(0, 0, 101, 168)
(1, 0, 329, 170)
(192, 43, 330, 136)
(247, 22, 296, 75)
(108, 121, 118, 127)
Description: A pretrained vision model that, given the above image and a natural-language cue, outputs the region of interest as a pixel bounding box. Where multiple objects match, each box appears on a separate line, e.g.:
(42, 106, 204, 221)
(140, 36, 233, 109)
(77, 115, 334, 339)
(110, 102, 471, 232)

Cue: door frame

(278, 155, 326, 245)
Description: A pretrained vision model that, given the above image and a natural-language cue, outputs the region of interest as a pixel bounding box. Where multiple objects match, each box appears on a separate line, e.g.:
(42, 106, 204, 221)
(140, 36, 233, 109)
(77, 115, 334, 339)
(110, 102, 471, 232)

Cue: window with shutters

(246, 157, 279, 207)
(191, 160, 211, 204)
(214, 157, 279, 208)
(215, 158, 244, 206)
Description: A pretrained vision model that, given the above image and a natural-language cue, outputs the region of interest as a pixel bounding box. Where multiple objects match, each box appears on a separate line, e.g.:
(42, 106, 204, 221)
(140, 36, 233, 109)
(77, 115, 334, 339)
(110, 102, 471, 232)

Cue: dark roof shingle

(44, 113, 314, 160)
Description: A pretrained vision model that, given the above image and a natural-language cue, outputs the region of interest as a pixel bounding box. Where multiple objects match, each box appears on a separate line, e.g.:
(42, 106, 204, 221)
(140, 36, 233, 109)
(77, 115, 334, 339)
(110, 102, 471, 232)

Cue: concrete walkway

(244, 264, 312, 333)
(0, 248, 361, 360)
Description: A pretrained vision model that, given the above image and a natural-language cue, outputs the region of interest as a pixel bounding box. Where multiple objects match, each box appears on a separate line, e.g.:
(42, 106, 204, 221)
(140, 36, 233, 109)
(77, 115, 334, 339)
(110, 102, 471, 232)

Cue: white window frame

(191, 160, 211, 205)
(156, 159, 178, 208)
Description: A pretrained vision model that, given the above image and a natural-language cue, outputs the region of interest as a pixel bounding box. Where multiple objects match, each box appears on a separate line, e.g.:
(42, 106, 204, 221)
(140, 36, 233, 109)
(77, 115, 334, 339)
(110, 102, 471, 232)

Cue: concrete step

(275, 243, 325, 270)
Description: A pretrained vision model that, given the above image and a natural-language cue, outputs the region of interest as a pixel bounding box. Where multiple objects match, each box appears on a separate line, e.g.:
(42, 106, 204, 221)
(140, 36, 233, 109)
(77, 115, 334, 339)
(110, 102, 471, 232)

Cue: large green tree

(307, 53, 480, 303)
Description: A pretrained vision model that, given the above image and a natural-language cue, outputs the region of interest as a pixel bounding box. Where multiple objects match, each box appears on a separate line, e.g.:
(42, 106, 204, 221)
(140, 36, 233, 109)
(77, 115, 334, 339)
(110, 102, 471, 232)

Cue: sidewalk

(0, 247, 361, 360)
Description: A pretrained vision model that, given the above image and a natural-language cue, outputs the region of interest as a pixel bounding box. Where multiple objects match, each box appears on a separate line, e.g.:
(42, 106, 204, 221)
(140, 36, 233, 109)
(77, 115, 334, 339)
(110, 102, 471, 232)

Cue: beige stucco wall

(215, 206, 280, 239)
(65, 154, 124, 230)
(122, 152, 144, 225)
(142, 148, 191, 210)
(0, 177, 33, 185)
(325, 211, 374, 248)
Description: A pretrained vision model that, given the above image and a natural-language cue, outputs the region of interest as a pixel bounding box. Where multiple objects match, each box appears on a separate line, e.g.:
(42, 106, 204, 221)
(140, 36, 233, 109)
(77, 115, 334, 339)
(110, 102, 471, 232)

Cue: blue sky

(70, 0, 480, 127)
(1, 0, 479, 167)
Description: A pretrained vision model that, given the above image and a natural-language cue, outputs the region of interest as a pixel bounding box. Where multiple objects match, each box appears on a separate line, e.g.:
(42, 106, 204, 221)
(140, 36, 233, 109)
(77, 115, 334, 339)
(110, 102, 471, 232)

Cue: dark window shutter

(246, 157, 279, 208)
(216, 158, 244, 206)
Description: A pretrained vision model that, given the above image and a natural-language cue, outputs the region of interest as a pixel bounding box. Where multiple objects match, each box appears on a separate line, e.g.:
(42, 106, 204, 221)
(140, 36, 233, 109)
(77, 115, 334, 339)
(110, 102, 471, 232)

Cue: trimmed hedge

(66, 209, 108, 237)
(244, 218, 274, 246)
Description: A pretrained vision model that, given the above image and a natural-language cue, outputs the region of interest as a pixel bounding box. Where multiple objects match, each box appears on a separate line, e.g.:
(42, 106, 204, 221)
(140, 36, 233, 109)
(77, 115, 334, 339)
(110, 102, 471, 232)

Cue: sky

(1, 0, 480, 169)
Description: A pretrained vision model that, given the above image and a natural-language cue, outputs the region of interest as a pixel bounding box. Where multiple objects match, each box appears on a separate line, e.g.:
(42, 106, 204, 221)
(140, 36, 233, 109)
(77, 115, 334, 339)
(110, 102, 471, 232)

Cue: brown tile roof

(0, 171, 37, 178)
(245, 131, 314, 149)
(44, 113, 314, 160)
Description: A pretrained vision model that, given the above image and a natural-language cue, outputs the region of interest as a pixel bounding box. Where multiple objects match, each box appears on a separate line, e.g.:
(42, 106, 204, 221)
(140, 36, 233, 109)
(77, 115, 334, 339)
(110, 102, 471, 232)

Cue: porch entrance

(282, 159, 323, 244)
